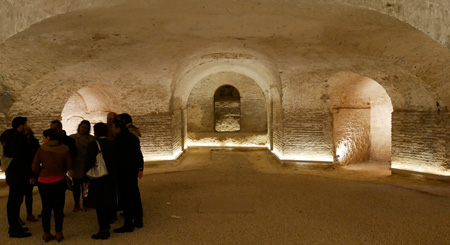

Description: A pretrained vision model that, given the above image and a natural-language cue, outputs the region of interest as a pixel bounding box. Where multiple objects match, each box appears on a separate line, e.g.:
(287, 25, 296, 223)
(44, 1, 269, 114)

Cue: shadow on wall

(61, 84, 122, 135)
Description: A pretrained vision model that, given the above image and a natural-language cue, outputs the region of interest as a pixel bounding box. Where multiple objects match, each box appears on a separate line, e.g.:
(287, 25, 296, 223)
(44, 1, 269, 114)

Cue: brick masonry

(333, 108, 371, 166)
(282, 110, 333, 161)
(133, 113, 174, 160)
(392, 111, 450, 174)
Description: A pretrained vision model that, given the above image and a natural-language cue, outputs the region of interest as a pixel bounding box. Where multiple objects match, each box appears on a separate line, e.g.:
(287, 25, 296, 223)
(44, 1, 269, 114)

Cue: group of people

(0, 112, 144, 241)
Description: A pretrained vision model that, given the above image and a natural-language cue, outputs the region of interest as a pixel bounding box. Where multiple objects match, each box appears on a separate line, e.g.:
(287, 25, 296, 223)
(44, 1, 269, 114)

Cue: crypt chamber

(0, 0, 449, 177)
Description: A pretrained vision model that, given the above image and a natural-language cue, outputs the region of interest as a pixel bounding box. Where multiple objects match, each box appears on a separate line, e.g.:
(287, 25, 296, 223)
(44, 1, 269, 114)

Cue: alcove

(61, 84, 122, 135)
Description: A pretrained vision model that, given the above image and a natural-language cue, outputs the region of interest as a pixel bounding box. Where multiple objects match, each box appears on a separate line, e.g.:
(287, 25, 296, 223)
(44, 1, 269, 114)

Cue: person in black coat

(0, 117, 34, 238)
(112, 120, 144, 233)
(22, 127, 40, 223)
(83, 123, 117, 240)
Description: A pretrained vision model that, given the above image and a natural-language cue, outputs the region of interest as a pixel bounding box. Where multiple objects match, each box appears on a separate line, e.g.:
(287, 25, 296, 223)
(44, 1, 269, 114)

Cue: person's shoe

(82, 206, 91, 212)
(9, 227, 29, 234)
(73, 204, 82, 212)
(9, 230, 32, 238)
(134, 219, 143, 228)
(27, 214, 38, 222)
(55, 232, 64, 242)
(18, 217, 25, 226)
(113, 225, 134, 233)
(43, 232, 55, 242)
(91, 231, 110, 240)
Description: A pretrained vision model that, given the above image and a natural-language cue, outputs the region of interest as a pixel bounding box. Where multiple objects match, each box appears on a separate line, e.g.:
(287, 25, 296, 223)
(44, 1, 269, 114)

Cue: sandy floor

(0, 148, 449, 244)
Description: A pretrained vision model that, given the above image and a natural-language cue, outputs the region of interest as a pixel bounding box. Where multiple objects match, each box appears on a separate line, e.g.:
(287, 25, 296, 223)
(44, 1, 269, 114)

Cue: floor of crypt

(0, 147, 449, 244)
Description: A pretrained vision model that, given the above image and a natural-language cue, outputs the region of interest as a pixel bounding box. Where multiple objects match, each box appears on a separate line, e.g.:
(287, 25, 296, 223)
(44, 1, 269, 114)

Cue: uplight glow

(281, 153, 334, 163)
(391, 161, 450, 176)
(186, 137, 268, 148)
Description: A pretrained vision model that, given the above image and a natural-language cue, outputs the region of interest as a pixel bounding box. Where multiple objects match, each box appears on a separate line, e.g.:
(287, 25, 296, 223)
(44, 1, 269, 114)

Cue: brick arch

(328, 72, 393, 166)
(61, 84, 122, 135)
(171, 51, 282, 151)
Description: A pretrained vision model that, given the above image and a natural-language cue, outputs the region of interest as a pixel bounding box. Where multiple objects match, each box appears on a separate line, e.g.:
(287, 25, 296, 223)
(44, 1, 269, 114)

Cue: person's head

(12, 117, 28, 133)
(24, 127, 35, 139)
(113, 120, 127, 135)
(43, 128, 59, 143)
(106, 112, 117, 124)
(77, 120, 91, 135)
(117, 113, 133, 125)
(93, 122, 109, 138)
(50, 120, 63, 134)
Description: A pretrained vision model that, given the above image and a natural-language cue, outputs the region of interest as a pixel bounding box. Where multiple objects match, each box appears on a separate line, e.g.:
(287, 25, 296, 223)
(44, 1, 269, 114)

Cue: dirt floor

(0, 147, 449, 244)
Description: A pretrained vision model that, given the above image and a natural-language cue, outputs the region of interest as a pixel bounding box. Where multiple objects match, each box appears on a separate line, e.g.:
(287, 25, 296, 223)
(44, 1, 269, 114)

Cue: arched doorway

(171, 51, 282, 153)
(186, 72, 267, 147)
(329, 73, 393, 167)
(61, 84, 122, 135)
(214, 85, 241, 132)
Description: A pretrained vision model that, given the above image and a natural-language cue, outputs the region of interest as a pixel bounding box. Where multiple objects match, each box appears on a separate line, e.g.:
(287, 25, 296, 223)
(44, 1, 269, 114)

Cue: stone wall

(333, 108, 371, 166)
(391, 111, 450, 175)
(282, 110, 333, 162)
(172, 110, 183, 155)
(133, 114, 174, 161)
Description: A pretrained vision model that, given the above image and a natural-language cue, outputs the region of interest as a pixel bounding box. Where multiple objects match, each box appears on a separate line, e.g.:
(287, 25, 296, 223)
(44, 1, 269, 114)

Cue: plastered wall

(0, 0, 449, 176)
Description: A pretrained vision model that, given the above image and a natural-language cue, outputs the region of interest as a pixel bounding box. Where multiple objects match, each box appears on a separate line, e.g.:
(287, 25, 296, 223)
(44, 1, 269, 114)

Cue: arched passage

(61, 84, 122, 135)
(329, 72, 393, 167)
(171, 51, 282, 152)
(214, 85, 241, 132)
(186, 72, 267, 147)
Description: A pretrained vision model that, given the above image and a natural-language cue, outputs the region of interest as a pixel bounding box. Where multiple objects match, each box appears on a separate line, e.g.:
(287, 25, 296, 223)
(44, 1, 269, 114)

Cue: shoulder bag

(86, 140, 109, 179)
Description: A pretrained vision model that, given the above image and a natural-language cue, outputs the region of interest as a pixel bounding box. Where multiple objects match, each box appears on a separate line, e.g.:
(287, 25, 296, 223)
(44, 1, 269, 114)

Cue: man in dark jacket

(112, 120, 144, 233)
(0, 117, 34, 238)
(50, 120, 77, 161)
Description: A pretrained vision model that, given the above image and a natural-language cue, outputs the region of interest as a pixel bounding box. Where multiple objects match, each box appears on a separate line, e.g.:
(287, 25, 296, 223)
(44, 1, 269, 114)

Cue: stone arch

(171, 51, 282, 151)
(61, 84, 122, 135)
(328, 72, 393, 166)
(186, 72, 268, 147)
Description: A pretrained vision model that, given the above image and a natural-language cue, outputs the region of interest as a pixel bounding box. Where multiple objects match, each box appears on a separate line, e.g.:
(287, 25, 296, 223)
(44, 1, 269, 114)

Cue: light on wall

(281, 153, 334, 163)
(141, 149, 184, 162)
(0, 171, 5, 180)
(391, 162, 450, 176)
(335, 141, 349, 163)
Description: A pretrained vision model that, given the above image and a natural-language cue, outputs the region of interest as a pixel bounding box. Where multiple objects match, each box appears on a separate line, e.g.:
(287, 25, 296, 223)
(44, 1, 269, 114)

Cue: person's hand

(29, 178, 36, 185)
(83, 182, 90, 189)
(137, 170, 143, 179)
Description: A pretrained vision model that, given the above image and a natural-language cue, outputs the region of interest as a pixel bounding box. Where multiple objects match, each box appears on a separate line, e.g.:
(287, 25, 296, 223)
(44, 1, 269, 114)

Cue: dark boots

(92, 229, 110, 240)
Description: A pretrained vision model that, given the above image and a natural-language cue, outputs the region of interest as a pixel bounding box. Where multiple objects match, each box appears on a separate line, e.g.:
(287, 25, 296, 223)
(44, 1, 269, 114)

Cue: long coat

(69, 133, 95, 179)
(0, 129, 34, 186)
(83, 137, 117, 209)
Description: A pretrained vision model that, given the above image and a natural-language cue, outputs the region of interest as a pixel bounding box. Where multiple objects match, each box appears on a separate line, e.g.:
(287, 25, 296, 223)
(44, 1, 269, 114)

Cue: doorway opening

(329, 73, 393, 168)
(214, 85, 241, 132)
